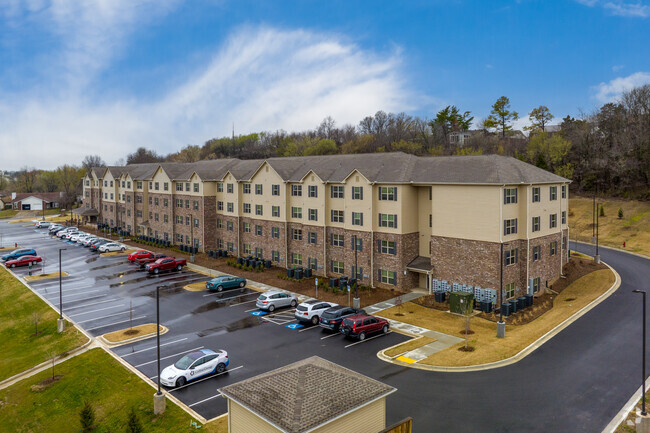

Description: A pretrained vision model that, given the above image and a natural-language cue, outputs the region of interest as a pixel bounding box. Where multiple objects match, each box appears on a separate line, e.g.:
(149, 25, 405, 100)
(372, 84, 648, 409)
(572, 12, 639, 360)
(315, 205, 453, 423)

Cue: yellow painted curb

(22, 223, 34, 227)
(0, 246, 20, 251)
(24, 272, 69, 281)
(184, 282, 207, 292)
(99, 324, 169, 347)
(396, 355, 417, 364)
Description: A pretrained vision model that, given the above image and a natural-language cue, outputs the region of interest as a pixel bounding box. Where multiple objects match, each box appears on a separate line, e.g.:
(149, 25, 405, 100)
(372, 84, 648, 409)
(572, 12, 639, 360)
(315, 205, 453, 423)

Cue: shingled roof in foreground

(219, 356, 396, 433)
(91, 152, 569, 185)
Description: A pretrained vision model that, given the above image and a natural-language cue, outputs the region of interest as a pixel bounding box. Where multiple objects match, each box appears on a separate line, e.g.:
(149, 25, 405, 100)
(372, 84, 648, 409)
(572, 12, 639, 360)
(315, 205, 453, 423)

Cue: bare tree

(82, 155, 105, 174)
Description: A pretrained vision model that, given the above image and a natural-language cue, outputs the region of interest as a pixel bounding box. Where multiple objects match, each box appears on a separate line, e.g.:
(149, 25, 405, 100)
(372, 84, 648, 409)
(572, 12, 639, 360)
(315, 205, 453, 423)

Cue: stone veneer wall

(202, 197, 217, 251)
(374, 232, 419, 290)
(173, 194, 205, 250)
(215, 214, 239, 254)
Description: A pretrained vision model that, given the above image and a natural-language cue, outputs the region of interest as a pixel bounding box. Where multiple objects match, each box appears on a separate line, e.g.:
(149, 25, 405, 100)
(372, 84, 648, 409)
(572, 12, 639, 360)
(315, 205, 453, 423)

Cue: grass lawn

(0, 209, 18, 219)
(0, 348, 226, 433)
(0, 266, 88, 382)
(379, 268, 615, 367)
(570, 196, 650, 257)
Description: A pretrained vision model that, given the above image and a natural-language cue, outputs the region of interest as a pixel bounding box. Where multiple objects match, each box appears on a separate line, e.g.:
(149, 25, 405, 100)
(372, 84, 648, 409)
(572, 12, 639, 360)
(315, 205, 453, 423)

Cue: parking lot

(1, 221, 408, 420)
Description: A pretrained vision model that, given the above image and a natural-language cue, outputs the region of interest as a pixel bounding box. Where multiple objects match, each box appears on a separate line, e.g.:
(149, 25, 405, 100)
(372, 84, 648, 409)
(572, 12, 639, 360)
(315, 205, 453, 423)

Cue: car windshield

(258, 295, 267, 301)
(174, 353, 202, 370)
(321, 310, 339, 319)
(341, 318, 354, 327)
(296, 305, 308, 311)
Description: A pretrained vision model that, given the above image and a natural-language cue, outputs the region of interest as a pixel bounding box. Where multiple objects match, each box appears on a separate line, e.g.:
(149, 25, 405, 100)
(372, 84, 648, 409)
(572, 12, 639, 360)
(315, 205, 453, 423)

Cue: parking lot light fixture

(632, 289, 647, 416)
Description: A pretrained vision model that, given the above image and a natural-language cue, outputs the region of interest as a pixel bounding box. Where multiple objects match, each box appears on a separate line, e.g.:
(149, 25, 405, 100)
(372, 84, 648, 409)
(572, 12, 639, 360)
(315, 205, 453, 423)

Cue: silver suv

(294, 300, 339, 325)
(256, 291, 298, 312)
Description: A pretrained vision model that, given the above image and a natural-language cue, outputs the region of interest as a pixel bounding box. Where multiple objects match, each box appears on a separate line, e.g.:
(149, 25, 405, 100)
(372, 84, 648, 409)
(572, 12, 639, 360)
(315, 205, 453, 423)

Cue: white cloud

(612, 64, 625, 71)
(593, 71, 650, 102)
(576, 0, 650, 17)
(0, 24, 414, 170)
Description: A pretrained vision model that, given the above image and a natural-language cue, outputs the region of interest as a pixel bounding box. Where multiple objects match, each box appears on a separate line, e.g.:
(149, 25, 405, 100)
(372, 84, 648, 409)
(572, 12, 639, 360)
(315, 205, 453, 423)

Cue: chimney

(11, 192, 16, 200)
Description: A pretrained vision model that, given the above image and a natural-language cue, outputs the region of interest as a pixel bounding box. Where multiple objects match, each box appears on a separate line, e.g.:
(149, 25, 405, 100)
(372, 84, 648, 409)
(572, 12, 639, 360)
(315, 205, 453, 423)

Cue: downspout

(370, 182, 375, 288)
(284, 182, 289, 270)
(322, 183, 327, 278)
(559, 183, 563, 272)
(566, 184, 570, 264)
(499, 184, 504, 299)
(526, 184, 530, 295)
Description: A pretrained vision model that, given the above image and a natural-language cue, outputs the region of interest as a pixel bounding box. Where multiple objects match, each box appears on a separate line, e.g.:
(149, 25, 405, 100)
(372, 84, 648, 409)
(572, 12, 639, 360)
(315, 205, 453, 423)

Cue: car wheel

(382, 325, 389, 334)
(239, 281, 245, 288)
(176, 376, 186, 387)
(311, 315, 319, 325)
(10, 264, 16, 268)
(216, 363, 226, 374)
(290, 299, 297, 308)
(121, 247, 125, 251)
(217, 285, 223, 292)
(358, 332, 366, 341)
(176, 264, 182, 271)
(268, 304, 275, 312)
(153, 268, 159, 275)
(32, 261, 37, 266)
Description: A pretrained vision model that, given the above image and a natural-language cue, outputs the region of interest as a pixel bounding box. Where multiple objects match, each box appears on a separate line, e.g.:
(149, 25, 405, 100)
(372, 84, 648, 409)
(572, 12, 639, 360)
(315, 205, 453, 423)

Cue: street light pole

(57, 248, 66, 333)
(595, 202, 601, 264)
(633, 290, 647, 417)
(153, 284, 167, 414)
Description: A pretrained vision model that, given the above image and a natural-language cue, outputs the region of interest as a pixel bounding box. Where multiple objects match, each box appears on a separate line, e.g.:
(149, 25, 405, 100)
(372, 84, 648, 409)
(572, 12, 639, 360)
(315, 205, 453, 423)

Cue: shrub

(126, 407, 143, 433)
(618, 208, 624, 219)
(79, 400, 95, 432)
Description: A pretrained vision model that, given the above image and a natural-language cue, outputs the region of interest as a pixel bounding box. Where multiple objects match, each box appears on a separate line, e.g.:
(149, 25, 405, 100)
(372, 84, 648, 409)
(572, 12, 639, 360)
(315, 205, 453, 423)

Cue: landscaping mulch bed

(413, 257, 608, 326)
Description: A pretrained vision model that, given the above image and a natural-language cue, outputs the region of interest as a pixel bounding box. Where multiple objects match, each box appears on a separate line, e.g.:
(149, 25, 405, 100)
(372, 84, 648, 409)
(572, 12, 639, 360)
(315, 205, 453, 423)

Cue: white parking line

(244, 308, 258, 313)
(69, 304, 126, 317)
(321, 332, 341, 340)
(121, 338, 188, 357)
(85, 315, 146, 332)
(76, 310, 133, 324)
(64, 298, 122, 311)
(228, 299, 258, 307)
(189, 392, 223, 407)
(134, 346, 204, 368)
(298, 325, 320, 332)
(168, 365, 243, 393)
(344, 331, 392, 348)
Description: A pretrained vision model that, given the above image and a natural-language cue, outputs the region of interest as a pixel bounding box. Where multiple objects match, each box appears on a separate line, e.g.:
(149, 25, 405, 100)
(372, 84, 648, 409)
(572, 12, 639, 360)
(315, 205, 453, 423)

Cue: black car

(319, 306, 365, 331)
(89, 240, 110, 251)
(49, 226, 66, 234)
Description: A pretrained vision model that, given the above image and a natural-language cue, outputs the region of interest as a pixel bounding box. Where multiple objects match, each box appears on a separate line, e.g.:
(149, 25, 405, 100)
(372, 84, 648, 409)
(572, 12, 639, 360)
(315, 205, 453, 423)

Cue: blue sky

(1, 0, 649, 170)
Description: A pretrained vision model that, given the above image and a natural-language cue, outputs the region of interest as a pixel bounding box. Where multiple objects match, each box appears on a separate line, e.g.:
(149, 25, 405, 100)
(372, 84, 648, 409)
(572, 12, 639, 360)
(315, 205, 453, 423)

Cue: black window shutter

(377, 239, 381, 252)
(503, 220, 507, 235)
(360, 187, 363, 200)
(394, 215, 398, 228)
(394, 187, 398, 201)
(393, 242, 397, 256)
(330, 233, 333, 245)
(378, 269, 382, 281)
(515, 189, 518, 203)
(503, 189, 507, 204)
(358, 238, 363, 251)
(515, 219, 517, 234)
(330, 260, 333, 272)
(378, 188, 381, 200)
(360, 213, 363, 226)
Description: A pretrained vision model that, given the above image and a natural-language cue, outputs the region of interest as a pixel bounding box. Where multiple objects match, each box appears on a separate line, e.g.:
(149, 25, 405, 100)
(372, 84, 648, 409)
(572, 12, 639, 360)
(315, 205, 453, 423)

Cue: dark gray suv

(318, 306, 365, 331)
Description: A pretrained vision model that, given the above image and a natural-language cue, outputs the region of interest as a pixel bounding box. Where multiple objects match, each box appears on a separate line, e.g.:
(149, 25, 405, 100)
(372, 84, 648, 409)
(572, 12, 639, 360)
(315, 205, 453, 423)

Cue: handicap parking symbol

(285, 323, 304, 330)
(250, 310, 267, 316)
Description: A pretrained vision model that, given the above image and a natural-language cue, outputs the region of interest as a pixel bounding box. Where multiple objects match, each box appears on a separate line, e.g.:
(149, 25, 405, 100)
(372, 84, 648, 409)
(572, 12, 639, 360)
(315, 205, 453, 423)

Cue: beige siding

(314, 398, 386, 433)
(416, 186, 432, 256)
(229, 400, 282, 433)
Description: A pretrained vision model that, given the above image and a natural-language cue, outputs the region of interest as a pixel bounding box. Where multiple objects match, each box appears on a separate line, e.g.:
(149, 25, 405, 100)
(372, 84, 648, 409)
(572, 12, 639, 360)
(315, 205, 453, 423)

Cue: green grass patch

(0, 348, 225, 432)
(0, 209, 18, 219)
(0, 266, 88, 381)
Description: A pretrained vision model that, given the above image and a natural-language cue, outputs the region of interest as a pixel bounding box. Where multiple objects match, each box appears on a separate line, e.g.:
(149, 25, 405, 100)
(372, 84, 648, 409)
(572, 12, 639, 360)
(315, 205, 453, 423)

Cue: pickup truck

(135, 253, 167, 268)
(145, 257, 186, 274)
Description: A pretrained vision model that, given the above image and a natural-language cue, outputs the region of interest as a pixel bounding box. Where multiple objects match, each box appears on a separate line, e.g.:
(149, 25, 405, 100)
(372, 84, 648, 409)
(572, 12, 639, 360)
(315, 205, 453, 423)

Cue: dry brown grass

(102, 324, 161, 343)
(384, 336, 437, 357)
(379, 268, 615, 366)
(24, 272, 69, 281)
(184, 282, 207, 292)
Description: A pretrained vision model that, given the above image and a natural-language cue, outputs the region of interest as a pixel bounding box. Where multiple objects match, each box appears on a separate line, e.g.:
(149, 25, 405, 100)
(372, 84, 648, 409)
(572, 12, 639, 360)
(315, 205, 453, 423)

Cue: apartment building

(81, 153, 569, 298)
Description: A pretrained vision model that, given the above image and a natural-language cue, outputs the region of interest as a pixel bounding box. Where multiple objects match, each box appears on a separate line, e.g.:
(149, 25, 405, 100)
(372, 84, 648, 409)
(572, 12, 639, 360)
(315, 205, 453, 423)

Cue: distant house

(448, 130, 475, 147)
(11, 192, 63, 211)
(219, 356, 396, 433)
(0, 194, 11, 210)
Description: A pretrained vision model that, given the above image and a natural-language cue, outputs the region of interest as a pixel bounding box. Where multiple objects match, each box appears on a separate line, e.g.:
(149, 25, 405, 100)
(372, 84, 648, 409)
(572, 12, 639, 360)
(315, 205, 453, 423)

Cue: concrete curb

(99, 325, 169, 348)
(572, 241, 650, 260)
(377, 262, 621, 372)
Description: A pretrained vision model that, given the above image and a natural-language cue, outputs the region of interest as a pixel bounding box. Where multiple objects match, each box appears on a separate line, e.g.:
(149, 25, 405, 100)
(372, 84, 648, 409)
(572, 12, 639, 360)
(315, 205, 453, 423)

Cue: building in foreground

(81, 153, 570, 298)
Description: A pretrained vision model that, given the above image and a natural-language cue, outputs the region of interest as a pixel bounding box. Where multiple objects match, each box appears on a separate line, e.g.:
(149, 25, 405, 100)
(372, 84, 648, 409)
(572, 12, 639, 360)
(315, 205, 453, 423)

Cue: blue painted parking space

(285, 323, 304, 330)
(250, 310, 267, 316)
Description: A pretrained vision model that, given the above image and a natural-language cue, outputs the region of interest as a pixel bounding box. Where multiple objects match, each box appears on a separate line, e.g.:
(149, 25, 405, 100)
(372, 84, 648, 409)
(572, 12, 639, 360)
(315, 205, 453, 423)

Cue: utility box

(449, 291, 474, 315)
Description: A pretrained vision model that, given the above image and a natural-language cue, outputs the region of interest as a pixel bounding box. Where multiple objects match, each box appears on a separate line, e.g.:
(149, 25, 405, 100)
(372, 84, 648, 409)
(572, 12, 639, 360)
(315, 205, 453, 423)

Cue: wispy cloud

(576, 0, 650, 17)
(593, 71, 650, 102)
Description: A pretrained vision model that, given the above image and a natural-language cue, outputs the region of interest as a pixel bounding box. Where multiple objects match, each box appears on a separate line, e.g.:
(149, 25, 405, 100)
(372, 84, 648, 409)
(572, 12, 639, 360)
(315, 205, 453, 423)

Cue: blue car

(206, 275, 247, 292)
(1, 248, 37, 262)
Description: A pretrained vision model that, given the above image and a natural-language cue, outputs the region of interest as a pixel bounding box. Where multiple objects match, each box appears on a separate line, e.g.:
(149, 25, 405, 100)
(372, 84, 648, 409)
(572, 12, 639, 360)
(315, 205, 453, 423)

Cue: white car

(98, 243, 126, 253)
(74, 234, 92, 243)
(59, 231, 78, 239)
(82, 237, 99, 247)
(160, 349, 229, 388)
(69, 233, 87, 242)
(294, 299, 339, 325)
(35, 221, 51, 228)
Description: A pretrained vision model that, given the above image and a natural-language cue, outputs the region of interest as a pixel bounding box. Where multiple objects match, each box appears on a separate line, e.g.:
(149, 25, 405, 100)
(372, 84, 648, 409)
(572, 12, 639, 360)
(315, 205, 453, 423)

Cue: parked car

(82, 237, 99, 247)
(136, 253, 167, 268)
(206, 275, 246, 292)
(49, 225, 65, 234)
(98, 243, 126, 253)
(35, 221, 51, 228)
(255, 290, 298, 312)
(160, 348, 229, 388)
(339, 314, 389, 340)
(58, 229, 78, 239)
(69, 233, 88, 242)
(145, 257, 186, 274)
(1, 248, 37, 262)
(127, 250, 151, 262)
(295, 300, 339, 325)
(4, 255, 42, 268)
(89, 239, 110, 251)
(319, 306, 366, 331)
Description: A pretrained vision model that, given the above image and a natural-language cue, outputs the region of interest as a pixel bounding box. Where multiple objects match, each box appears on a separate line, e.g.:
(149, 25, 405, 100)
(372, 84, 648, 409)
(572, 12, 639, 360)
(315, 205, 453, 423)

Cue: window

(164, 182, 169, 191)
(227, 241, 234, 252)
(217, 201, 223, 211)
(272, 185, 280, 196)
(137, 210, 142, 218)
(121, 181, 125, 187)
(193, 183, 199, 193)
(379, 187, 397, 201)
(255, 184, 263, 195)
(292, 253, 302, 265)
(194, 218, 199, 228)
(217, 183, 223, 192)
(176, 233, 183, 243)
(154, 197, 159, 206)
(227, 183, 233, 194)
(176, 215, 183, 224)
(243, 183, 251, 194)
(137, 181, 142, 189)
(351, 265, 363, 280)
(505, 283, 515, 299)
(85, 180, 90, 186)
(272, 227, 280, 238)
(550, 186, 557, 201)
(504, 218, 518, 235)
(291, 207, 302, 219)
(193, 200, 199, 210)
(504, 248, 518, 266)
(227, 202, 234, 213)
(255, 225, 262, 236)
(550, 214, 557, 229)
(127, 181, 131, 189)
(332, 260, 344, 274)
(243, 223, 251, 233)
(533, 245, 541, 261)
(185, 182, 190, 192)
(380, 240, 396, 255)
(429, 214, 432, 228)
(380, 269, 396, 285)
(379, 213, 397, 228)
(255, 248, 263, 259)
(561, 185, 566, 199)
(561, 211, 566, 225)
(110, 193, 114, 200)
(176, 183, 183, 192)
(291, 185, 302, 196)
(292, 229, 302, 240)
(163, 198, 168, 207)
(504, 188, 518, 204)
(550, 241, 557, 256)
(308, 232, 317, 244)
(217, 219, 223, 229)
(352, 212, 363, 226)
(272, 206, 280, 217)
(148, 196, 152, 205)
(137, 195, 143, 203)
(176, 199, 183, 208)
(532, 277, 541, 293)
(155, 182, 159, 191)
(331, 210, 344, 223)
(154, 213, 159, 222)
(308, 209, 318, 221)
(243, 244, 251, 254)
(255, 204, 263, 216)
(331, 185, 344, 198)
(227, 221, 233, 231)
(532, 216, 540, 232)
(532, 187, 541, 202)
(110, 180, 114, 187)
(562, 236, 567, 250)
(272, 250, 280, 262)
(185, 199, 190, 209)
(185, 216, 190, 225)
(332, 233, 344, 247)
(308, 257, 317, 270)
(243, 203, 251, 214)
(308, 185, 317, 198)
(352, 186, 363, 200)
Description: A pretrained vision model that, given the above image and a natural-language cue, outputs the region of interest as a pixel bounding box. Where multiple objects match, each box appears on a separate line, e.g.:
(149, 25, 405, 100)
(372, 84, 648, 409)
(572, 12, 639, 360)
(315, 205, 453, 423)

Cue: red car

(136, 253, 167, 268)
(339, 314, 389, 341)
(5, 255, 42, 268)
(145, 257, 187, 274)
(127, 250, 151, 262)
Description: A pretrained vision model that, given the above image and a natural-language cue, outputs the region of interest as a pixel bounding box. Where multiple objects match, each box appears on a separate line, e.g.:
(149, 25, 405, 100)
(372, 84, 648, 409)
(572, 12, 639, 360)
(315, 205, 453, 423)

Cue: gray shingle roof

(99, 152, 569, 185)
(219, 356, 395, 433)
